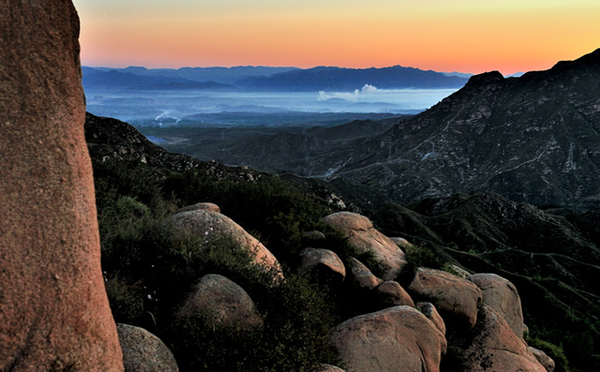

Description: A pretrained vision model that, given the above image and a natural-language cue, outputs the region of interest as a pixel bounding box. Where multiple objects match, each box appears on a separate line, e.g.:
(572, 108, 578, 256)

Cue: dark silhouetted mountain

(318, 48, 600, 210)
(236, 65, 468, 91)
(82, 67, 236, 91)
(86, 66, 299, 85)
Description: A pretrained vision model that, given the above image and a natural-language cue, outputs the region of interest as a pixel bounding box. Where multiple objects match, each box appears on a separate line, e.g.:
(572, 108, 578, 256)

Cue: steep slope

(326, 48, 600, 210)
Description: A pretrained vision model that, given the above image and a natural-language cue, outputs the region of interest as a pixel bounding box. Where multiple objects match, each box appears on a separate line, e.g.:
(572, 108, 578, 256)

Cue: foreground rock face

(330, 306, 447, 372)
(322, 212, 407, 280)
(178, 274, 263, 329)
(167, 207, 283, 278)
(117, 324, 179, 372)
(0, 1, 123, 370)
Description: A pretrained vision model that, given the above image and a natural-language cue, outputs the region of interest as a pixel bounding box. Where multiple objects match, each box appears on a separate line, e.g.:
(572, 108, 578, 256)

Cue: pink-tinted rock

(167, 209, 283, 279)
(374, 281, 415, 308)
(0, 1, 123, 370)
(460, 305, 547, 372)
(299, 248, 346, 285)
(469, 273, 524, 338)
(417, 302, 446, 336)
(322, 212, 407, 280)
(330, 306, 447, 372)
(178, 274, 263, 329)
(408, 268, 483, 331)
(348, 257, 383, 290)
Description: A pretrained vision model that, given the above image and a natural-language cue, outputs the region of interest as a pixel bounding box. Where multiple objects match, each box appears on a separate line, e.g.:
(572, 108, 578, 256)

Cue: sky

(73, 0, 599, 75)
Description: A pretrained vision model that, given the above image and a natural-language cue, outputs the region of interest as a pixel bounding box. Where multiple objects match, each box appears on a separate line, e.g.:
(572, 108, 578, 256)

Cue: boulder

(322, 212, 407, 280)
(348, 257, 383, 290)
(459, 305, 547, 372)
(178, 274, 263, 329)
(117, 324, 179, 372)
(330, 306, 447, 372)
(374, 281, 415, 308)
(417, 302, 446, 336)
(408, 268, 483, 331)
(469, 273, 524, 338)
(0, 1, 123, 370)
(529, 346, 555, 372)
(299, 248, 346, 285)
(167, 208, 283, 278)
(176, 202, 221, 214)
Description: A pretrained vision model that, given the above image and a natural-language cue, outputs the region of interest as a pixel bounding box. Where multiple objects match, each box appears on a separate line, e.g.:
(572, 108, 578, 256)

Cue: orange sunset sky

(73, 0, 599, 75)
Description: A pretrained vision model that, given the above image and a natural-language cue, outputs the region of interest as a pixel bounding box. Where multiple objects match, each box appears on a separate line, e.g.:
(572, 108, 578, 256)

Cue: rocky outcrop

(330, 306, 447, 372)
(0, 1, 123, 370)
(459, 305, 547, 372)
(178, 274, 263, 329)
(408, 268, 483, 331)
(469, 273, 524, 338)
(166, 206, 283, 278)
(299, 248, 346, 285)
(117, 324, 179, 372)
(322, 212, 407, 280)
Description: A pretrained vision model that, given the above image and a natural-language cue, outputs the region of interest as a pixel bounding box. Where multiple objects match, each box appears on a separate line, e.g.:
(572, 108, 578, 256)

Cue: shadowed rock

(374, 280, 415, 308)
(0, 0, 123, 370)
(299, 248, 346, 285)
(529, 346, 556, 372)
(117, 324, 179, 372)
(418, 302, 446, 336)
(469, 273, 524, 338)
(322, 212, 407, 280)
(178, 274, 263, 329)
(348, 257, 383, 290)
(330, 306, 447, 372)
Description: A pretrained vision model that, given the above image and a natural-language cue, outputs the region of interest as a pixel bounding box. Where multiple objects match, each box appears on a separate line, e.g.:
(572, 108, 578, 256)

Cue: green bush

(93, 159, 344, 371)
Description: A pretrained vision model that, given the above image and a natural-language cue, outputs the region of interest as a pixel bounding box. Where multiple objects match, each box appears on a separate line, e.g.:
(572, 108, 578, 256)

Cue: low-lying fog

(85, 86, 458, 127)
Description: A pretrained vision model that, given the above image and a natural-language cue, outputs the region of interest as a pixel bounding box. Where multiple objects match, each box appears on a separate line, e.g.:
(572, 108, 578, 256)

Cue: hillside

(86, 112, 600, 371)
(327, 48, 600, 210)
(188, 49, 600, 210)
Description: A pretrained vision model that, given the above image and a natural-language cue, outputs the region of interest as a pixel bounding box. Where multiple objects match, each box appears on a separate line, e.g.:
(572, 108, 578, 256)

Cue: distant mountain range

(163, 48, 600, 211)
(81, 65, 469, 92)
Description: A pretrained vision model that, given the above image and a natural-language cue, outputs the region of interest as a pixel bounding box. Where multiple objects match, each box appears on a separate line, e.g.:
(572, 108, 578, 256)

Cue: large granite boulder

(408, 268, 483, 332)
(330, 306, 447, 372)
(469, 273, 524, 338)
(167, 207, 283, 278)
(459, 305, 547, 372)
(117, 324, 179, 372)
(322, 212, 407, 280)
(177, 274, 263, 329)
(0, 0, 123, 370)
